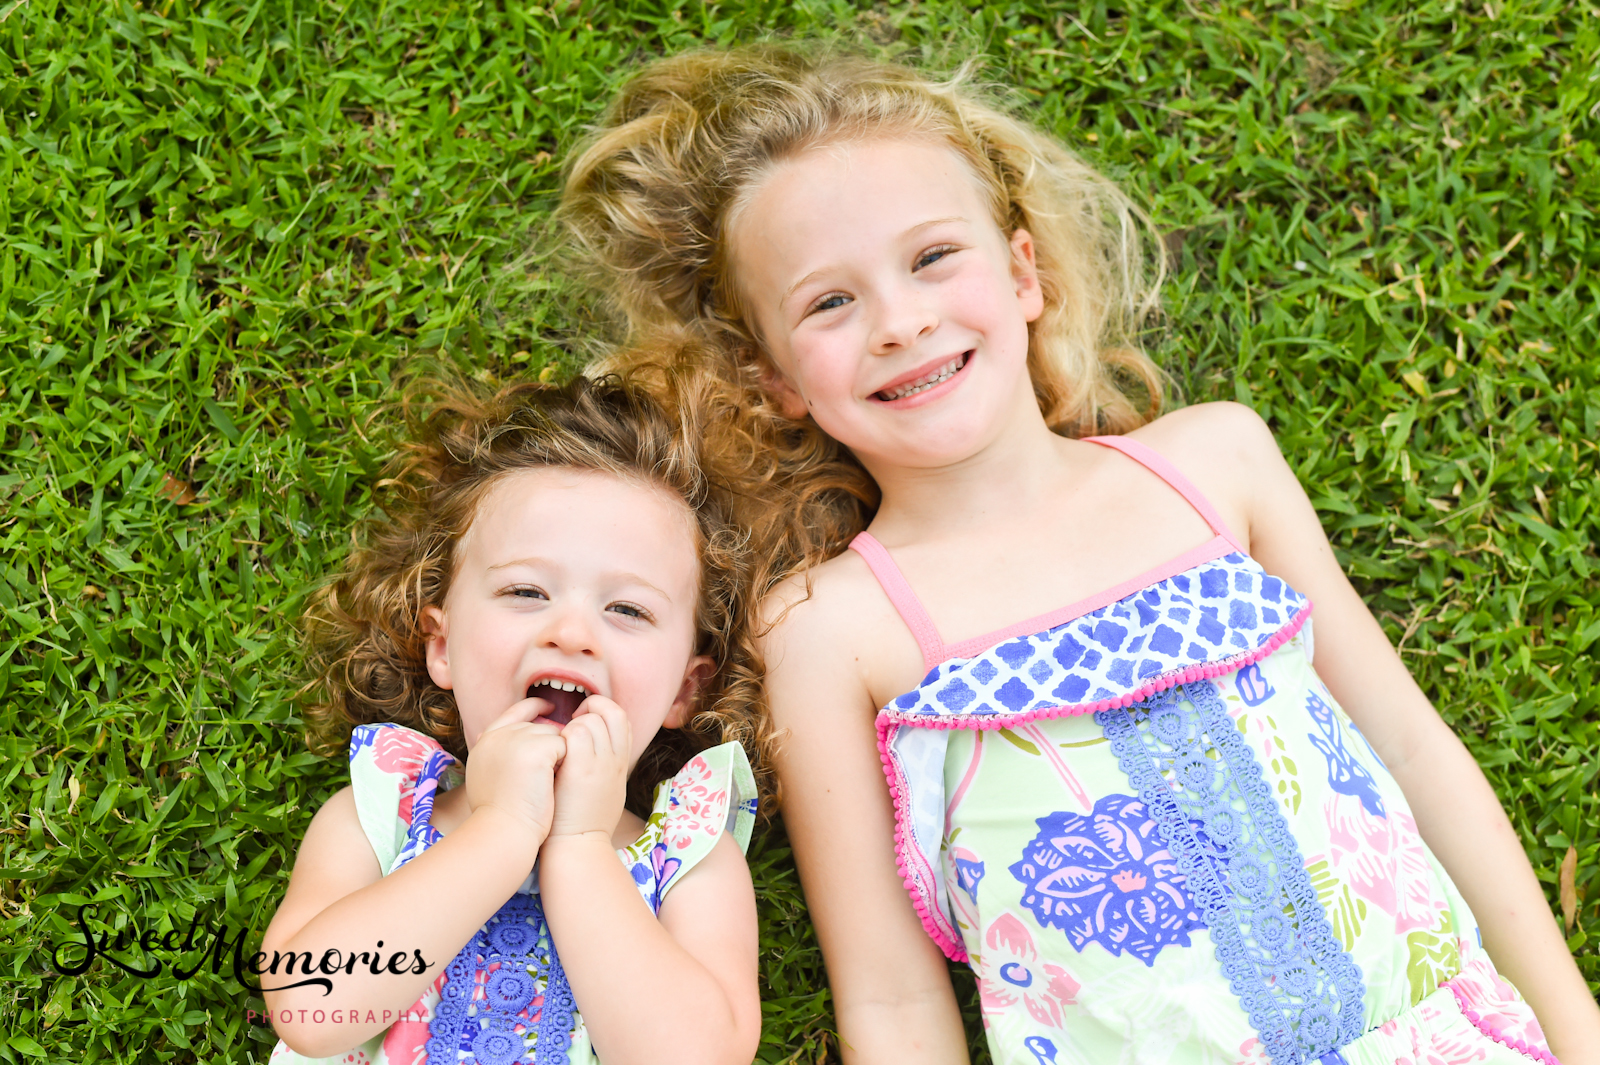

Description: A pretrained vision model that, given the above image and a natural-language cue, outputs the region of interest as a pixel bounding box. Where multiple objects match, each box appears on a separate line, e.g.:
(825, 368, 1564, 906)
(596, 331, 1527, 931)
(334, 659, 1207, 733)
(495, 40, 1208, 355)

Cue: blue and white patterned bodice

(882, 551, 1309, 726)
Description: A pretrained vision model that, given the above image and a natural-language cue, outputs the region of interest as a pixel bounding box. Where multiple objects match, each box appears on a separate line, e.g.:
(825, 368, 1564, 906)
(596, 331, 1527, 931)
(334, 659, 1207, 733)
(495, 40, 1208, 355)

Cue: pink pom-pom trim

(1446, 979, 1562, 1064)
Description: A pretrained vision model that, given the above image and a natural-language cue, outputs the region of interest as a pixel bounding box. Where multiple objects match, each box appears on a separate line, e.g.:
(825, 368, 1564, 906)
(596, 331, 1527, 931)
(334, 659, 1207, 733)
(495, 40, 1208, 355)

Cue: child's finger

(577, 695, 631, 758)
(560, 711, 606, 759)
(482, 696, 555, 735)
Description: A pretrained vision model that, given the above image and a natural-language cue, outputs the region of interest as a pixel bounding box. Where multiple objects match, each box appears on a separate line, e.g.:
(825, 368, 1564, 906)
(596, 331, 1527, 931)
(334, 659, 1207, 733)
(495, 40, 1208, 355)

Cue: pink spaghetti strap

(1084, 435, 1246, 550)
(848, 532, 947, 670)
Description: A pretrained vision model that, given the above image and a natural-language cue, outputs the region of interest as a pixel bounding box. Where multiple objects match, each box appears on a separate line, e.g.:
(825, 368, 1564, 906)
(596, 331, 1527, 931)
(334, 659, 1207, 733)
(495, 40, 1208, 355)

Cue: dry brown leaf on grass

(159, 473, 196, 505)
(1559, 845, 1578, 933)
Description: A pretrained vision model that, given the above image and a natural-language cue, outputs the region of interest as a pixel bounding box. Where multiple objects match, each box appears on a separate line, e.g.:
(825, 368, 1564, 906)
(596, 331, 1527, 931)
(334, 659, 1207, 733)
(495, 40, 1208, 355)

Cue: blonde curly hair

(560, 42, 1165, 436)
(299, 373, 754, 816)
(555, 43, 1167, 796)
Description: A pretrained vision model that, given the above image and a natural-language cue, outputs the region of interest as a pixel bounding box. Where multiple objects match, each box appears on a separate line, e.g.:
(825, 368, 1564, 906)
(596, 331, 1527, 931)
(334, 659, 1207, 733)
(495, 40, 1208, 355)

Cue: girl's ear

(663, 655, 715, 729)
(759, 364, 810, 420)
(422, 606, 454, 690)
(1009, 228, 1045, 324)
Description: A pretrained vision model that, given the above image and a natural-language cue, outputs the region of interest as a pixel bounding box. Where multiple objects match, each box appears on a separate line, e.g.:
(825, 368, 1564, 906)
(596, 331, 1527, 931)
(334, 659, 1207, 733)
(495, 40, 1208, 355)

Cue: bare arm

(762, 573, 970, 1065)
(1153, 403, 1600, 1063)
(538, 698, 761, 1065)
(262, 705, 565, 1057)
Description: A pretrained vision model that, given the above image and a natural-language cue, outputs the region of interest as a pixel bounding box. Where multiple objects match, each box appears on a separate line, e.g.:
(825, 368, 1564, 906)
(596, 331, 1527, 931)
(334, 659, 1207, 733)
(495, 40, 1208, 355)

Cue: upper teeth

(881, 356, 964, 400)
(543, 681, 588, 694)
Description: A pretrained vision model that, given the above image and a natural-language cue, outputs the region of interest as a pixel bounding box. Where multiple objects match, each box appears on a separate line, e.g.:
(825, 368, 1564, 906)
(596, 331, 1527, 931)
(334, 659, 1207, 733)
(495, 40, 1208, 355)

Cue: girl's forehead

(476, 466, 691, 530)
(459, 466, 700, 576)
(734, 135, 996, 231)
(728, 138, 1005, 296)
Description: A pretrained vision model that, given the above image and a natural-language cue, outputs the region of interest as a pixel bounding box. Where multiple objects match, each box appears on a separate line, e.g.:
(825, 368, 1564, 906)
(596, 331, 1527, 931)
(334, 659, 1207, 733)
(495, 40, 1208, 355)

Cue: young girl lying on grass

(262, 377, 761, 1065)
(558, 43, 1600, 1065)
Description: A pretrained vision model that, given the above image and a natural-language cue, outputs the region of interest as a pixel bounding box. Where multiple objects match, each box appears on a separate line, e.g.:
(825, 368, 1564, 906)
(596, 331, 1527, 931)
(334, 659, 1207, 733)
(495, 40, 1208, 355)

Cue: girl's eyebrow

(488, 557, 674, 602)
(611, 572, 674, 602)
(780, 216, 969, 305)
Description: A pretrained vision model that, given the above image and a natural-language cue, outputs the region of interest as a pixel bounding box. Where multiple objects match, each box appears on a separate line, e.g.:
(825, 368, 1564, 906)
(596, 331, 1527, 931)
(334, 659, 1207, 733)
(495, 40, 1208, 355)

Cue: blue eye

(609, 601, 652, 621)
(505, 586, 547, 600)
(811, 294, 849, 314)
(916, 245, 956, 270)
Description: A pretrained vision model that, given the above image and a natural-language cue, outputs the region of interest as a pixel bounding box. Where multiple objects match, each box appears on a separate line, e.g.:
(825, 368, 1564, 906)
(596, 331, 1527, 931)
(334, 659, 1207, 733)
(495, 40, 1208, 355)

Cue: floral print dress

(862, 436, 1557, 1065)
(270, 723, 757, 1065)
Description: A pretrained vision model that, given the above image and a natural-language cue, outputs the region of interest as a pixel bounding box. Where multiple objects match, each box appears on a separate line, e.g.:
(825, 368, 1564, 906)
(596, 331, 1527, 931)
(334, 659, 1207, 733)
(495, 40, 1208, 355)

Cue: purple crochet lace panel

(425, 892, 576, 1064)
(1097, 681, 1366, 1064)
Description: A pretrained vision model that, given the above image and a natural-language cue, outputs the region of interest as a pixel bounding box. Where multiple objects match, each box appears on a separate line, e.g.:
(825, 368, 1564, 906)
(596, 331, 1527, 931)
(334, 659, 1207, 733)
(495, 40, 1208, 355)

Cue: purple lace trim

(372, 729, 576, 1064)
(1097, 681, 1366, 1064)
(425, 892, 576, 1065)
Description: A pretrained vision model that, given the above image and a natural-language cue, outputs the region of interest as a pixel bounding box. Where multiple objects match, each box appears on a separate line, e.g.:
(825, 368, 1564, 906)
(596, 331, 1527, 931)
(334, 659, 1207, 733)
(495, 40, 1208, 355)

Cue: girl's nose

(539, 604, 599, 656)
(868, 286, 939, 354)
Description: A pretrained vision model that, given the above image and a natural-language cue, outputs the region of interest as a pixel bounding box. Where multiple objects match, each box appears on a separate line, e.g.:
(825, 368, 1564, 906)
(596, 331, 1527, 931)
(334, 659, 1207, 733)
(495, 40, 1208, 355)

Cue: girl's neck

(862, 406, 1075, 546)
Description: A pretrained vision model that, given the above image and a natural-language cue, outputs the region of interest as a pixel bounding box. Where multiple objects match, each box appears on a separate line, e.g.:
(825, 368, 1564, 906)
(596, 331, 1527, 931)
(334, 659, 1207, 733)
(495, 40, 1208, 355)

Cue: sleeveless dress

(269, 723, 758, 1065)
(860, 436, 1558, 1065)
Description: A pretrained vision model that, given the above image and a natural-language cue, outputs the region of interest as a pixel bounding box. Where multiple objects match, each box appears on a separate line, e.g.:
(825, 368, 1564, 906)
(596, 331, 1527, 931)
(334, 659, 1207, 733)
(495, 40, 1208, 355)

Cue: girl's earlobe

(422, 606, 453, 690)
(664, 655, 715, 729)
(759, 364, 810, 421)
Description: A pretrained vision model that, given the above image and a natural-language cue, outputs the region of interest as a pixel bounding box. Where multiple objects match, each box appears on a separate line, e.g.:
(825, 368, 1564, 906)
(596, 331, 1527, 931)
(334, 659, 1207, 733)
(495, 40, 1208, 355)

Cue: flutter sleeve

(617, 741, 759, 915)
(347, 723, 462, 875)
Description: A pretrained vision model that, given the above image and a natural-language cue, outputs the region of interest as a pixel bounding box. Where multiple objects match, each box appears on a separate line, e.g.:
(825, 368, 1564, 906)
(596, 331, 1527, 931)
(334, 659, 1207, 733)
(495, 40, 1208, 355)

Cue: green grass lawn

(3, 0, 1597, 1061)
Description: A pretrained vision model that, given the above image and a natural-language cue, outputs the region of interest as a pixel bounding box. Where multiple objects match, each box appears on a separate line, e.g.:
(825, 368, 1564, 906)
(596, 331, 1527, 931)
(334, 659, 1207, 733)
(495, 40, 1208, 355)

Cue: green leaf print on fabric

(1256, 716, 1303, 815)
(1306, 859, 1368, 951)
(998, 728, 1041, 756)
(1405, 916, 1460, 1005)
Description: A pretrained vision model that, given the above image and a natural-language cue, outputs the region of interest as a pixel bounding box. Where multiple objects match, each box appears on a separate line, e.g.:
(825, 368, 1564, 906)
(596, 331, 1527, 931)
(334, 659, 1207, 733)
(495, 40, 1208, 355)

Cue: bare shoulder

(307, 783, 362, 832)
(758, 545, 901, 724)
(295, 785, 378, 875)
(759, 546, 883, 656)
(1128, 402, 1295, 546)
(1132, 401, 1283, 471)
(264, 785, 381, 949)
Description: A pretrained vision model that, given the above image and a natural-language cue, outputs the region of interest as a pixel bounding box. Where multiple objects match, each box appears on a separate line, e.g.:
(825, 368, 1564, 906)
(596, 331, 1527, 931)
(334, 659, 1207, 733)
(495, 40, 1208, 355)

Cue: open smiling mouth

(874, 352, 971, 402)
(527, 680, 591, 725)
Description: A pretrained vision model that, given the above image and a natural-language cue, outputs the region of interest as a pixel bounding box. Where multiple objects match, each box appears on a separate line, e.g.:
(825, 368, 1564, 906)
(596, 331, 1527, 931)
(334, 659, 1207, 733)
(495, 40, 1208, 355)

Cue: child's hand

(465, 698, 567, 843)
(548, 696, 631, 842)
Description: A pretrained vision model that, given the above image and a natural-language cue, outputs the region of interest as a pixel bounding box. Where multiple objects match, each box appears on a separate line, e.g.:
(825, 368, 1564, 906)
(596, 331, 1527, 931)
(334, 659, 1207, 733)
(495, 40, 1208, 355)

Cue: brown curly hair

(554, 43, 1168, 796)
(300, 372, 752, 816)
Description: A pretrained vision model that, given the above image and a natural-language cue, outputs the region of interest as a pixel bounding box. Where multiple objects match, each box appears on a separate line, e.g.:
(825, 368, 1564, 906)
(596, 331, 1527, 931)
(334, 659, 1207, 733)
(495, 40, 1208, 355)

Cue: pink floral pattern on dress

(948, 845, 984, 933)
(663, 754, 728, 851)
(370, 726, 454, 828)
(977, 913, 1080, 1029)
(1234, 1036, 1269, 1064)
(1373, 1002, 1491, 1065)
(381, 971, 444, 1065)
(1446, 959, 1551, 1055)
(1316, 792, 1445, 934)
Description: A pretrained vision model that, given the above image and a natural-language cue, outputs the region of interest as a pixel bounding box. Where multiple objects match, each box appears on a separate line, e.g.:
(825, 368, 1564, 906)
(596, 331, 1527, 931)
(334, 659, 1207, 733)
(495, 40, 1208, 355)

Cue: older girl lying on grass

(558, 42, 1599, 1065)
